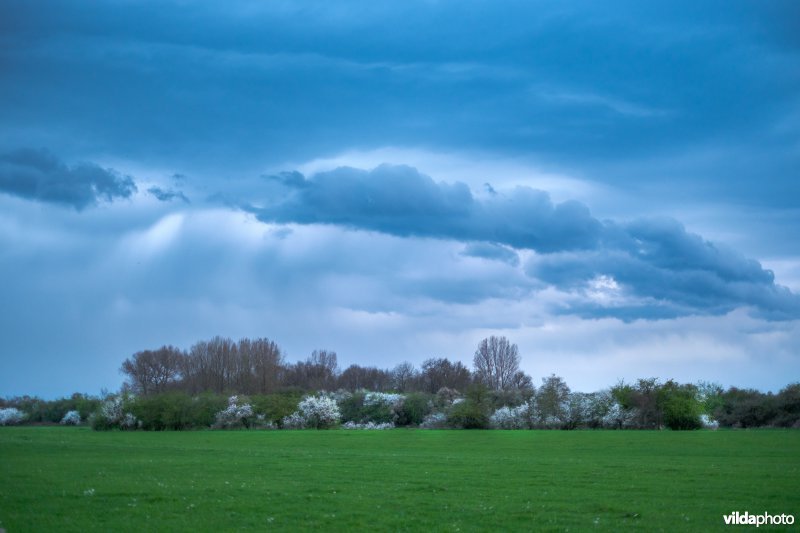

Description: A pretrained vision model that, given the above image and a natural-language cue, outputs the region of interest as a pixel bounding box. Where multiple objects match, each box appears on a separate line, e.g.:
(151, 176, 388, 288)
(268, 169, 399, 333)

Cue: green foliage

(394, 392, 432, 426)
(250, 392, 303, 426)
(714, 388, 777, 428)
(446, 386, 492, 429)
(128, 392, 227, 430)
(774, 383, 800, 428)
(336, 391, 366, 423)
(1, 394, 102, 424)
(658, 381, 702, 430)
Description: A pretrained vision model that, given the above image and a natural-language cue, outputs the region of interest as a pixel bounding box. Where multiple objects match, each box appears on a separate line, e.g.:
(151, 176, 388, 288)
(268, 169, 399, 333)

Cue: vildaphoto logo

(723, 511, 795, 527)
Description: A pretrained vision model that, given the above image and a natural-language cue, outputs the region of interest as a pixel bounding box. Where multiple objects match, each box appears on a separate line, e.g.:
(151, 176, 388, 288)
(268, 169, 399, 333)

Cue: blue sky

(1, 1, 798, 397)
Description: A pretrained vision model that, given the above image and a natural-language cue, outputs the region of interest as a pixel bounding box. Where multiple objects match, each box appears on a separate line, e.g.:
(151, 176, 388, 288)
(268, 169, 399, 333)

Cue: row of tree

(3, 378, 798, 430)
(3, 335, 797, 430)
(119, 335, 524, 396)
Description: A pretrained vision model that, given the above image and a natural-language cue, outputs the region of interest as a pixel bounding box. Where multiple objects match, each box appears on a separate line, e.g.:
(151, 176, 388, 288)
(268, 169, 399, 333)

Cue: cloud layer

(251, 164, 800, 320)
(0, 148, 137, 210)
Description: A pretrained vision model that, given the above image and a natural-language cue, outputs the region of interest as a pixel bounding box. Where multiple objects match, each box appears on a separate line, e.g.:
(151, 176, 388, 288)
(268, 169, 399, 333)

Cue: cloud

(461, 242, 520, 267)
(255, 164, 602, 252)
(250, 163, 800, 320)
(147, 186, 189, 203)
(529, 217, 800, 320)
(0, 148, 137, 210)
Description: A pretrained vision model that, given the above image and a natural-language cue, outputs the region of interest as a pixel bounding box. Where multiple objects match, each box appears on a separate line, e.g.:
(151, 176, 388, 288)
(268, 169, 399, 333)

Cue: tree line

(2, 335, 797, 430)
(118, 335, 495, 396)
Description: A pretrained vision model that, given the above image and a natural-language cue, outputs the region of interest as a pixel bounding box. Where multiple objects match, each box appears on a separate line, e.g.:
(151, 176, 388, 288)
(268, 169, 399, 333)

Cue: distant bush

(281, 411, 306, 429)
(90, 395, 139, 430)
(0, 407, 25, 426)
(395, 392, 432, 427)
(342, 421, 394, 430)
(447, 399, 490, 429)
(251, 392, 302, 426)
(283, 395, 340, 429)
(490, 404, 531, 429)
(419, 412, 448, 429)
(60, 410, 81, 425)
(214, 396, 256, 429)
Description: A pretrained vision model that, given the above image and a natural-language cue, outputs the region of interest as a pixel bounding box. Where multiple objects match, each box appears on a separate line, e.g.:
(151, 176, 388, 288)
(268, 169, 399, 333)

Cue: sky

(1, 0, 799, 398)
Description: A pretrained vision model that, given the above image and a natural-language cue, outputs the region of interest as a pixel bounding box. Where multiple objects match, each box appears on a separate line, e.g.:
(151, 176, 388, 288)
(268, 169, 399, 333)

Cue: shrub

(490, 404, 531, 429)
(251, 392, 303, 426)
(447, 399, 490, 429)
(90, 395, 139, 430)
(342, 421, 394, 430)
(700, 414, 719, 429)
(60, 410, 81, 425)
(395, 392, 432, 426)
(214, 396, 255, 429)
(420, 412, 448, 429)
(281, 412, 306, 429)
(662, 395, 702, 430)
(361, 392, 402, 423)
(0, 407, 25, 426)
(284, 395, 340, 429)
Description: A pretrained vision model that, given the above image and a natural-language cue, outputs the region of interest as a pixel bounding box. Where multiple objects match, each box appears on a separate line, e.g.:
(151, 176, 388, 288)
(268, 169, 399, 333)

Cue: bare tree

(420, 358, 472, 393)
(338, 364, 392, 391)
(472, 336, 521, 391)
(120, 346, 185, 395)
(284, 350, 340, 391)
(390, 361, 418, 392)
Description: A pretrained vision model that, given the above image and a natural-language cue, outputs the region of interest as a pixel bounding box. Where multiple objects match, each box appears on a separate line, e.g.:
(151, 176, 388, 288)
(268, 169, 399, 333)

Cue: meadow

(1, 428, 798, 532)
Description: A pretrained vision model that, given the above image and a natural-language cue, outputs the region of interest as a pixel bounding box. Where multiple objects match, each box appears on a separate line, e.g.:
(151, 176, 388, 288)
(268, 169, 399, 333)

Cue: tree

(390, 361, 418, 392)
(658, 380, 702, 430)
(472, 336, 521, 391)
(420, 358, 472, 393)
(337, 365, 392, 392)
(120, 346, 185, 395)
(285, 350, 340, 391)
(536, 374, 570, 428)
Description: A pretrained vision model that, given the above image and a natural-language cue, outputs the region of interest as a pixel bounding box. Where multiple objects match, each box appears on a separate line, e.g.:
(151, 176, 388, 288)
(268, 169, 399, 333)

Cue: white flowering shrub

(283, 395, 341, 429)
(0, 407, 25, 426)
(342, 421, 394, 430)
(60, 410, 81, 425)
(700, 414, 719, 430)
(601, 402, 637, 429)
(419, 412, 448, 429)
(490, 404, 531, 429)
(362, 391, 404, 424)
(121, 412, 139, 429)
(214, 395, 255, 429)
(363, 392, 404, 408)
(90, 396, 139, 430)
(281, 412, 306, 429)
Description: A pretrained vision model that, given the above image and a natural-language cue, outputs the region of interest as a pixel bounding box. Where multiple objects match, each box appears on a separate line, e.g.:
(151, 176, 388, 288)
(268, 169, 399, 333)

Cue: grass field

(1, 428, 798, 532)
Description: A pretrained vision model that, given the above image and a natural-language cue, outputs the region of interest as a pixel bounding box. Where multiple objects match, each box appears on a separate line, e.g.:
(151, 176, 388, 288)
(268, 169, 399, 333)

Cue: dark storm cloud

(147, 186, 189, 203)
(257, 164, 602, 252)
(0, 148, 137, 210)
(0, 0, 797, 206)
(253, 164, 800, 319)
(530, 218, 800, 320)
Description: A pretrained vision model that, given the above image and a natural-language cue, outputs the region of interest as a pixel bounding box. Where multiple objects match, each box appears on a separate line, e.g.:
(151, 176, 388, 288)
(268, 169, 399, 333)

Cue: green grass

(1, 428, 798, 532)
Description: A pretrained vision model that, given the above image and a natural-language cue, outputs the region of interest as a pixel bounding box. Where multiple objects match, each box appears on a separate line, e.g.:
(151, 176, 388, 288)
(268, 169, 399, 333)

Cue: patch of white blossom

(363, 392, 403, 408)
(700, 414, 719, 430)
(214, 396, 255, 429)
(342, 421, 395, 430)
(419, 412, 448, 429)
(284, 394, 341, 429)
(60, 410, 81, 425)
(0, 407, 25, 426)
(490, 404, 531, 429)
